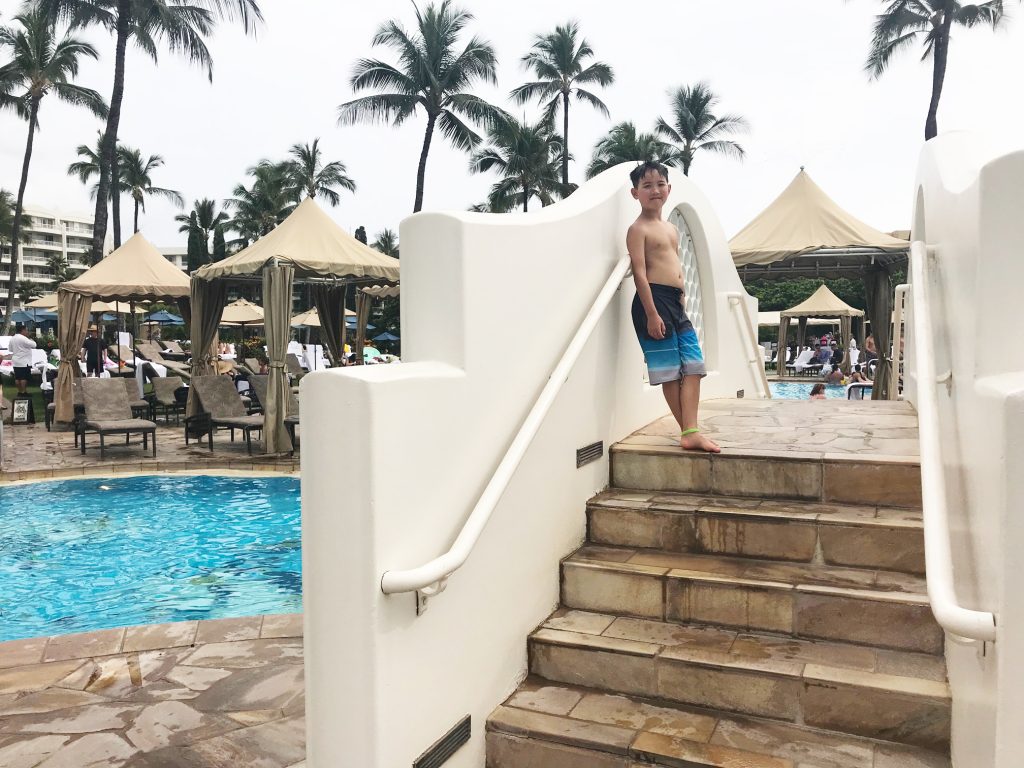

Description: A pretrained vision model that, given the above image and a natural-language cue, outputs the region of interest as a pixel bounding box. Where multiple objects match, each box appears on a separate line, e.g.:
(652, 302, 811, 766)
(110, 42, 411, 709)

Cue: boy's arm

(626, 223, 666, 340)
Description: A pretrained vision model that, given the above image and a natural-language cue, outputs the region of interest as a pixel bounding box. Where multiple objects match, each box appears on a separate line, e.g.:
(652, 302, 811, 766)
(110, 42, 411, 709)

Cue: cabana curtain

(54, 290, 92, 422)
(263, 264, 294, 454)
(355, 292, 372, 360)
(865, 270, 894, 400)
(186, 279, 227, 418)
(311, 284, 347, 368)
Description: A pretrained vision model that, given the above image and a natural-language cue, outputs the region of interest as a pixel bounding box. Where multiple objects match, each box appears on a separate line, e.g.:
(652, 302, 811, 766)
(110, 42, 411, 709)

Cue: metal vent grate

(413, 715, 471, 768)
(576, 441, 604, 468)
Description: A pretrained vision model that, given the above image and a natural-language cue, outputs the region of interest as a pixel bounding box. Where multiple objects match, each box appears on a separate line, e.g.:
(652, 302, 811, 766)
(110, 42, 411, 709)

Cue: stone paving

(0, 421, 298, 481)
(621, 398, 919, 461)
(0, 615, 306, 768)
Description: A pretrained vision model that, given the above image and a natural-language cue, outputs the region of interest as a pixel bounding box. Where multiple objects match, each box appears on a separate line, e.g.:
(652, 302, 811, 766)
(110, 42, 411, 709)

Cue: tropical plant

(225, 161, 296, 247)
(212, 222, 226, 261)
(117, 146, 184, 232)
(185, 211, 203, 272)
(862, 0, 1014, 140)
(655, 82, 748, 176)
(46, 252, 73, 286)
(17, 280, 42, 306)
(67, 133, 116, 240)
(510, 21, 613, 187)
(0, 7, 107, 330)
(371, 228, 399, 258)
(284, 138, 356, 206)
(337, 0, 506, 213)
(585, 122, 680, 179)
(0, 188, 29, 248)
(39, 0, 263, 263)
(470, 116, 566, 212)
(175, 197, 228, 262)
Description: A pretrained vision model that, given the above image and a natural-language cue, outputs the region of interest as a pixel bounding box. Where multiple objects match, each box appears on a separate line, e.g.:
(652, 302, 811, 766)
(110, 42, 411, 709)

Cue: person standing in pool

(626, 161, 719, 453)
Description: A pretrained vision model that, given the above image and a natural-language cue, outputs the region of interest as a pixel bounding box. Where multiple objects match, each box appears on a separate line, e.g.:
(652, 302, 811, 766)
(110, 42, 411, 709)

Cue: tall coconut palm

(510, 21, 613, 187)
(284, 138, 356, 206)
(0, 8, 107, 328)
(655, 83, 748, 176)
(338, 0, 506, 213)
(470, 116, 566, 212)
(225, 162, 296, 247)
(175, 197, 228, 262)
(118, 146, 184, 232)
(67, 132, 125, 247)
(863, 0, 1013, 140)
(586, 122, 680, 179)
(39, 0, 263, 262)
(371, 228, 399, 258)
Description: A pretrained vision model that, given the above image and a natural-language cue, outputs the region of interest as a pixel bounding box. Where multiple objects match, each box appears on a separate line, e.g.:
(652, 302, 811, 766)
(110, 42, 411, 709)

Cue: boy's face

(631, 170, 670, 211)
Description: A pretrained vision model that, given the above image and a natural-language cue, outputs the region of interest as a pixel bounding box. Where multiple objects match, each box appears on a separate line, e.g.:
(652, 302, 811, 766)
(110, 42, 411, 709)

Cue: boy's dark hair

(15, 323, 26, 333)
(629, 161, 669, 188)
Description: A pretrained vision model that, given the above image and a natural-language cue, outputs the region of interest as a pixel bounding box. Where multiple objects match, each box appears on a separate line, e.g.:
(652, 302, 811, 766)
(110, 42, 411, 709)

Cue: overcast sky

(1, 0, 1022, 250)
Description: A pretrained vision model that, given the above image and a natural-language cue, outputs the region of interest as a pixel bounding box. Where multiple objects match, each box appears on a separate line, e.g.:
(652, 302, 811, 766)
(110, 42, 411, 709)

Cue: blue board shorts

(631, 284, 707, 385)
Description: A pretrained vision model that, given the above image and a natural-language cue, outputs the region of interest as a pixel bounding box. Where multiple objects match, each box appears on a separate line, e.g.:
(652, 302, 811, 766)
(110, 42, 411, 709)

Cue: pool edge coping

(0, 464, 300, 486)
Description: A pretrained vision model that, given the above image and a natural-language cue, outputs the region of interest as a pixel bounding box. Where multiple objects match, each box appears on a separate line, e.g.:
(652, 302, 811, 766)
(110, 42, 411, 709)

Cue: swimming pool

(0, 474, 301, 642)
(769, 381, 865, 400)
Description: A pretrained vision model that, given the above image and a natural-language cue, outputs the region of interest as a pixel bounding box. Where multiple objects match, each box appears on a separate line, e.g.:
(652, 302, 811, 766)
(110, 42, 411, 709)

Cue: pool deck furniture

(149, 375, 186, 424)
(248, 374, 299, 452)
(157, 340, 189, 361)
(136, 341, 192, 380)
(186, 375, 264, 455)
(118, 376, 151, 418)
(79, 378, 157, 458)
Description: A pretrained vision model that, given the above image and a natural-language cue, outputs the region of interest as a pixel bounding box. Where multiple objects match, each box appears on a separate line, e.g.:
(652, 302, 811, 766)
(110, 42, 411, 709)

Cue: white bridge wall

(907, 134, 1024, 768)
(300, 165, 762, 768)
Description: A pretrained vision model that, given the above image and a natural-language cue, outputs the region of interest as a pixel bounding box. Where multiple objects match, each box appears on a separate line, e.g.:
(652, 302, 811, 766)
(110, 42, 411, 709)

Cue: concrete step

(561, 546, 942, 654)
(487, 676, 950, 767)
(587, 489, 925, 574)
(527, 612, 949, 751)
(610, 443, 922, 507)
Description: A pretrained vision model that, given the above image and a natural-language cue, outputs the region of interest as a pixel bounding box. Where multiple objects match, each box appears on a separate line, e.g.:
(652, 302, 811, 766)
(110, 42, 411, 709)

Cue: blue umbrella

(347, 319, 376, 331)
(9, 309, 56, 324)
(372, 331, 400, 342)
(147, 310, 184, 325)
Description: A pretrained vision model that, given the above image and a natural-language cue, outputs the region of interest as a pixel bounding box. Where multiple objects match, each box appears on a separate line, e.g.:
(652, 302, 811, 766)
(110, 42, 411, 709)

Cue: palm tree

(67, 132, 126, 248)
(0, 8, 106, 329)
(46, 252, 73, 287)
(0, 188, 29, 250)
(586, 122, 680, 179)
(17, 280, 42, 307)
(655, 83, 748, 176)
(39, 0, 263, 262)
(225, 162, 296, 247)
(175, 197, 228, 263)
(338, 0, 506, 213)
(371, 228, 399, 258)
(284, 138, 356, 206)
(510, 21, 614, 187)
(470, 116, 566, 212)
(863, 0, 1012, 140)
(117, 146, 184, 232)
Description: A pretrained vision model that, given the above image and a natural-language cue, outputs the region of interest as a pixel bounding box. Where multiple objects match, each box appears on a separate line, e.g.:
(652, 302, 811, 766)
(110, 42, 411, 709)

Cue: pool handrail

(379, 255, 633, 610)
(724, 291, 770, 398)
(909, 240, 997, 642)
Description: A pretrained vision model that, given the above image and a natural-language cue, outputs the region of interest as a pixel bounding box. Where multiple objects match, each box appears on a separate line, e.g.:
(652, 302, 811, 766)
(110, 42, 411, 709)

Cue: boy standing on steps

(626, 161, 720, 453)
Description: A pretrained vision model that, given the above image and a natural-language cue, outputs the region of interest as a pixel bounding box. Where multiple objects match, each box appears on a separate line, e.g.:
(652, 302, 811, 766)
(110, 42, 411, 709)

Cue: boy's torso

(638, 218, 684, 289)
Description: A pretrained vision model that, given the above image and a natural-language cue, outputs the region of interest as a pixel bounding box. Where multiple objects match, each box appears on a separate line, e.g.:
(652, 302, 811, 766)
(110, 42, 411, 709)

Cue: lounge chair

(118, 376, 151, 418)
(79, 378, 157, 457)
(149, 376, 186, 424)
(45, 379, 83, 432)
(136, 340, 192, 379)
(158, 340, 189, 361)
(106, 344, 136, 375)
(285, 353, 305, 379)
(248, 374, 299, 450)
(186, 375, 264, 454)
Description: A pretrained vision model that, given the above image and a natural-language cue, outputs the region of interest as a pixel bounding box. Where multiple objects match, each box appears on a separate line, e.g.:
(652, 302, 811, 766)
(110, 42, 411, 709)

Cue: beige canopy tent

(26, 295, 145, 314)
(730, 169, 908, 398)
(54, 232, 191, 423)
(757, 311, 839, 327)
(778, 285, 865, 375)
(190, 197, 400, 454)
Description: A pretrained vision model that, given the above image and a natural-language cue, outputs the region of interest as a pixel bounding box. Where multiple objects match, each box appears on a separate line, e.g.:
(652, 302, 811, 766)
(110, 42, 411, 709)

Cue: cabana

(731, 169, 908, 398)
(54, 233, 191, 424)
(190, 197, 399, 454)
(778, 284, 864, 375)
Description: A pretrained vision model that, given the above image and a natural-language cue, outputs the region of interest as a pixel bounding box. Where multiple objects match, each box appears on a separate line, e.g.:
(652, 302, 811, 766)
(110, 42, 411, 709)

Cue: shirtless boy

(626, 161, 719, 453)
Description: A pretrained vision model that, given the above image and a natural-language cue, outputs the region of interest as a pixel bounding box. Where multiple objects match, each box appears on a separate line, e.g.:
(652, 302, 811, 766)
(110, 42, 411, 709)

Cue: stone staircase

(486, 439, 950, 768)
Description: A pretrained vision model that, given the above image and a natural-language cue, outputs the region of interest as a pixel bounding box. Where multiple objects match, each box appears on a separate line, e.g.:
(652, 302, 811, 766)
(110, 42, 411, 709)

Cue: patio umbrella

(372, 332, 399, 342)
(219, 298, 265, 338)
(10, 309, 56, 324)
(25, 294, 58, 310)
(290, 306, 356, 328)
(147, 310, 184, 325)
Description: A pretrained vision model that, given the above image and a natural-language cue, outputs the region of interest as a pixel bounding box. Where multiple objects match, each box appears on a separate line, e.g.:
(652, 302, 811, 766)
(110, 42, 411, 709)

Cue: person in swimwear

(626, 161, 720, 453)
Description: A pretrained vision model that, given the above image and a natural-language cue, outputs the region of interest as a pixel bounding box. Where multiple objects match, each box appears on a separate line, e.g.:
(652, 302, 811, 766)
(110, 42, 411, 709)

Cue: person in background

(809, 382, 827, 400)
(82, 325, 105, 377)
(9, 324, 36, 395)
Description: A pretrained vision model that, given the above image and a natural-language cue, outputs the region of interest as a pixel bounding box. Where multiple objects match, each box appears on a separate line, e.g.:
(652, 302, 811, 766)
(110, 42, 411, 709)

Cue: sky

(1, 0, 1023, 251)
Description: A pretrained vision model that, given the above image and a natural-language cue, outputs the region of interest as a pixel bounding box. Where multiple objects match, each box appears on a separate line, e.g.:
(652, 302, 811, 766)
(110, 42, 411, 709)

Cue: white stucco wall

(301, 165, 762, 768)
(908, 134, 1024, 768)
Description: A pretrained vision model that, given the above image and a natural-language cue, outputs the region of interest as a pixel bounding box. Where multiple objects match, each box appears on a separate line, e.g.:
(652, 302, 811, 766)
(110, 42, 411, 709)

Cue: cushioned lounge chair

(80, 378, 157, 457)
(136, 341, 192, 379)
(248, 374, 299, 450)
(150, 376, 186, 424)
(119, 376, 151, 418)
(45, 379, 83, 434)
(186, 375, 264, 454)
(158, 340, 188, 361)
(105, 344, 135, 375)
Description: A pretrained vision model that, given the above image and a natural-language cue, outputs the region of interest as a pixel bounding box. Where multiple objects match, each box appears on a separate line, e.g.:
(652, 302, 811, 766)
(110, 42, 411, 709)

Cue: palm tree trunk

(3, 99, 39, 333)
(925, 13, 954, 141)
(133, 198, 140, 233)
(111, 151, 122, 248)
(562, 91, 570, 187)
(523, 185, 529, 213)
(413, 113, 438, 213)
(90, 0, 131, 264)
(683, 142, 693, 176)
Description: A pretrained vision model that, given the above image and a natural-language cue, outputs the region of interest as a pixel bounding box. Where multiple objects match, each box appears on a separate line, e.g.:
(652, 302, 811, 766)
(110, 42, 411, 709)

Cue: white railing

(724, 291, 770, 399)
(891, 283, 909, 398)
(909, 240, 997, 642)
(380, 254, 633, 610)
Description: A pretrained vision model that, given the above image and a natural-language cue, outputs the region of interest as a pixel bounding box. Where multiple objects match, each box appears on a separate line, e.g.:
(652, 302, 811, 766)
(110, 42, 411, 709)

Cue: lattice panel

(669, 209, 705, 348)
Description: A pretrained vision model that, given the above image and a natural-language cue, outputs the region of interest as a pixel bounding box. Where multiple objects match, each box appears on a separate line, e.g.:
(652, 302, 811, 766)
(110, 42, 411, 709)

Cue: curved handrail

(909, 240, 997, 642)
(724, 291, 770, 399)
(380, 255, 632, 604)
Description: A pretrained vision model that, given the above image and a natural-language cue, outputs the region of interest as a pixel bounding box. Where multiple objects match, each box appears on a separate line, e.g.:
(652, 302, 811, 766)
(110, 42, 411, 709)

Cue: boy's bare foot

(680, 430, 721, 453)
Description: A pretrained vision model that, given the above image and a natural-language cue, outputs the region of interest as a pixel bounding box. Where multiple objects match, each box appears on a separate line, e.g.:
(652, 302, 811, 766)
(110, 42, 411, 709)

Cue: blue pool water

(0, 475, 301, 642)
(770, 381, 863, 400)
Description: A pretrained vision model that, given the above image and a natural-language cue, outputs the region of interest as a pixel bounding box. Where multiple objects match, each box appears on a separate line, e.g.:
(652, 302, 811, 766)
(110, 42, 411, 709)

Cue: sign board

(12, 397, 34, 424)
